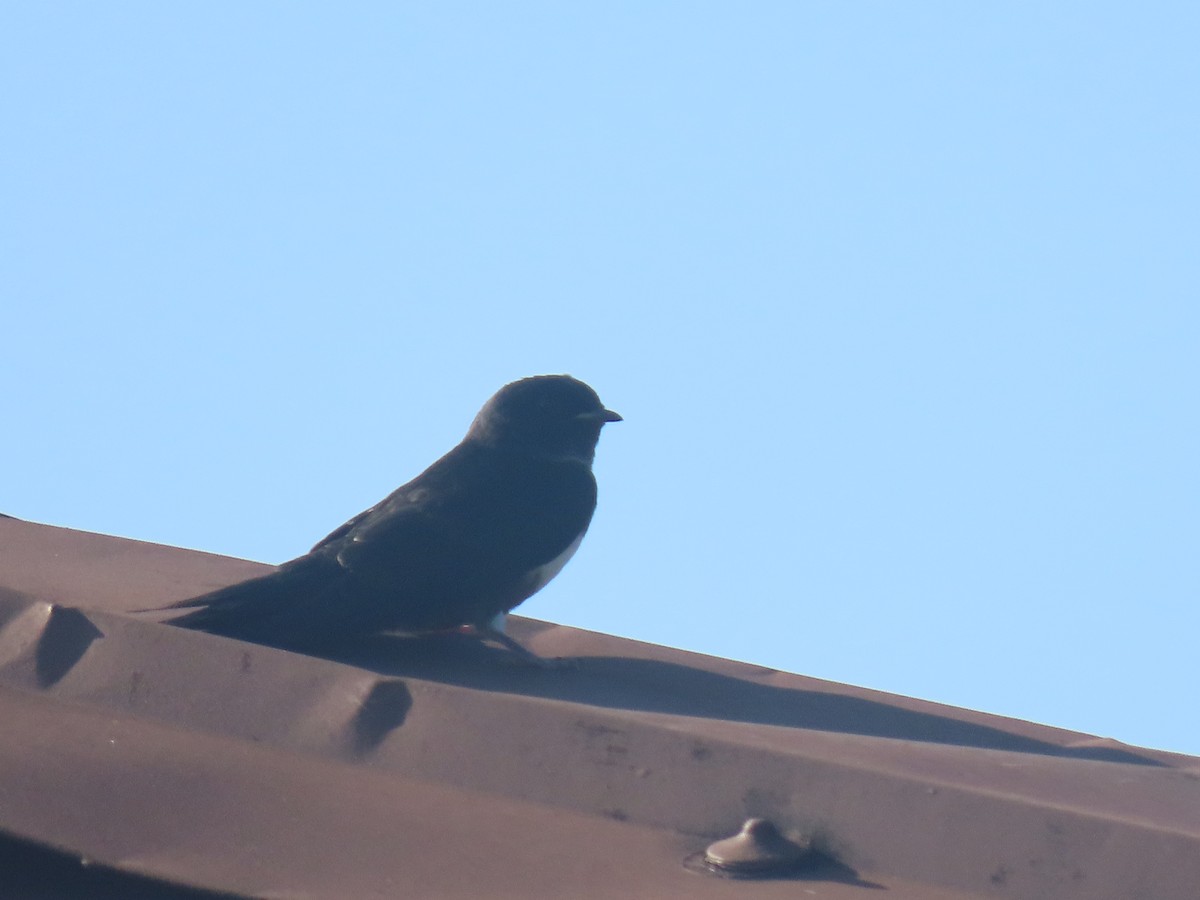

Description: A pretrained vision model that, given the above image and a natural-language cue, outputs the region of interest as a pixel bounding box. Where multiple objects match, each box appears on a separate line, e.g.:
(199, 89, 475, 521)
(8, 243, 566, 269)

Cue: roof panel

(1, 515, 1196, 898)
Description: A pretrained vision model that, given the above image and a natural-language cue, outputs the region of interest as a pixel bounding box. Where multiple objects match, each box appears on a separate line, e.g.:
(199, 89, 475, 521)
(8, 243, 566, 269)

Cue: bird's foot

(475, 623, 570, 669)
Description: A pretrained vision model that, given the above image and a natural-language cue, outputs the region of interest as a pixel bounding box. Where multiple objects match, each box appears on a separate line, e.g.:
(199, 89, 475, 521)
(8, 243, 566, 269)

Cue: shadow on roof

(304, 631, 1162, 767)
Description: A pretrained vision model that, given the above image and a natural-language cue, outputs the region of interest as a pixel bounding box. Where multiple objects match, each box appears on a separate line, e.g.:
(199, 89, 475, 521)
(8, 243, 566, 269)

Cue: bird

(147, 375, 621, 663)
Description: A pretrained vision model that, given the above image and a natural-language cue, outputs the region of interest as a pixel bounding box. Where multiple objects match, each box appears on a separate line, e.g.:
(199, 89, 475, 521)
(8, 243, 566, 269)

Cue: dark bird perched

(150, 375, 621, 662)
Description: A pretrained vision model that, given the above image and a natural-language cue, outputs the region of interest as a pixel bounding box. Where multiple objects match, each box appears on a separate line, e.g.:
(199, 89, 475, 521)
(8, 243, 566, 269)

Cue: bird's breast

(519, 527, 587, 600)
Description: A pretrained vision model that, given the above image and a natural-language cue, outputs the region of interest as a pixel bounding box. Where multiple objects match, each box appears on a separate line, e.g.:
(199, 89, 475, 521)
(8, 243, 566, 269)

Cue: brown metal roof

(1, 514, 1197, 898)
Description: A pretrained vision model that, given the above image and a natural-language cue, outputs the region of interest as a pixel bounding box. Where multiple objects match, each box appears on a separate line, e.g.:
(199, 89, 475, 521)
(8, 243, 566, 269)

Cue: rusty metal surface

(1, 515, 1197, 899)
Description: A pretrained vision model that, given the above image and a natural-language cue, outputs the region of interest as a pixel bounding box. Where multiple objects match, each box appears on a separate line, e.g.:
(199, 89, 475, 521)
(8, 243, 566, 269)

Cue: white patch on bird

(525, 529, 587, 596)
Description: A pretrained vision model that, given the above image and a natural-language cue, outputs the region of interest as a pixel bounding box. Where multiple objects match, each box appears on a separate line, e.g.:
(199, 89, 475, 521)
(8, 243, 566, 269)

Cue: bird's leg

(474, 613, 556, 668)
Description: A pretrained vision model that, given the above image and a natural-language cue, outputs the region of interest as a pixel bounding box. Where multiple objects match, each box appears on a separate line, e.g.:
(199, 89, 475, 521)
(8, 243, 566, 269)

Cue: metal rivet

(702, 818, 809, 876)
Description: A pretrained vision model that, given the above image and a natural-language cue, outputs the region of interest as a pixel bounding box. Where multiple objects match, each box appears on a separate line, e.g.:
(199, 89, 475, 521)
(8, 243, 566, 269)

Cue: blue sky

(4, 4, 1197, 755)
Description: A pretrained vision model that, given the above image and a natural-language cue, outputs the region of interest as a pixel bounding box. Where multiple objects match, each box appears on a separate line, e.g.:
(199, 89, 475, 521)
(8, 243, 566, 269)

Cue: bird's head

(467, 375, 621, 463)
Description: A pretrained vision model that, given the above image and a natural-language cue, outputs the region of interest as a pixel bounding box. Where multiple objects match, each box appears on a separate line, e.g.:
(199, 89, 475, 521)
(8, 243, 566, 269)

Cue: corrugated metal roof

(1, 515, 1197, 898)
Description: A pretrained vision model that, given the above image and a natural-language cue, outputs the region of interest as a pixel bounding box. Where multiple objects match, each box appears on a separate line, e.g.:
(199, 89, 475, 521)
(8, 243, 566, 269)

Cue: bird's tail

(144, 553, 348, 652)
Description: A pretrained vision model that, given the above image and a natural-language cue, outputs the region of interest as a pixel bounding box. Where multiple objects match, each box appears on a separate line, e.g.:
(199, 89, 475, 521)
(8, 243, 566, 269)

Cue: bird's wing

(309, 502, 378, 553)
(156, 444, 600, 643)
(332, 444, 598, 581)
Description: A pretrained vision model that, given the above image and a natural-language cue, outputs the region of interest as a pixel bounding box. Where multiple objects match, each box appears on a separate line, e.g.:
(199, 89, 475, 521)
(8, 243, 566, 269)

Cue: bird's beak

(578, 408, 623, 423)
